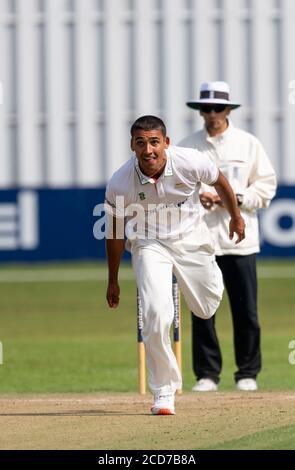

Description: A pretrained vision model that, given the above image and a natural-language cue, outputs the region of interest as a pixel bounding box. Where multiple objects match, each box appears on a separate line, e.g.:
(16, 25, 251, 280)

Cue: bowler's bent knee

(191, 295, 221, 320)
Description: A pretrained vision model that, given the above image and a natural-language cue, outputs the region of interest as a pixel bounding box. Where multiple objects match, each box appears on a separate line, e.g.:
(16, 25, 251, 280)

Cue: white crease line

(0, 268, 293, 283)
(0, 397, 149, 405)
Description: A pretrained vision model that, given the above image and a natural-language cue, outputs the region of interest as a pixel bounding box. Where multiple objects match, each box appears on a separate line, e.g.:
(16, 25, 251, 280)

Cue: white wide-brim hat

(186, 81, 241, 110)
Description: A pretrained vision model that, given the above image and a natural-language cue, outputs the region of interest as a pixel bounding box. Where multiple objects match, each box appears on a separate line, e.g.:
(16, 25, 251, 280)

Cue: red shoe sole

(151, 407, 175, 415)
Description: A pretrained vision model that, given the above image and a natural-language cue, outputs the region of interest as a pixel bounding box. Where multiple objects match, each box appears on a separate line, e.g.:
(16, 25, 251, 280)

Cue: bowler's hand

(229, 216, 246, 244)
(106, 281, 120, 308)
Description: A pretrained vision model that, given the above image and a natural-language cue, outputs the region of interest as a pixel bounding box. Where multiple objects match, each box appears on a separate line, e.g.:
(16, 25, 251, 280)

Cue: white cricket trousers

(131, 229, 224, 396)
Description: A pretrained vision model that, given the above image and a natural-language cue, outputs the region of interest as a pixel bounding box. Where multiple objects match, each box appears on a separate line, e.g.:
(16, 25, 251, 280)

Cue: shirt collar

(204, 119, 234, 144)
(134, 151, 173, 185)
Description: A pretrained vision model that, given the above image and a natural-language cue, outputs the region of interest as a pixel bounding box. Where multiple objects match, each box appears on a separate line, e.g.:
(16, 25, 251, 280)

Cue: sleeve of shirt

(104, 181, 126, 219)
(242, 140, 277, 211)
(194, 151, 219, 185)
(104, 180, 127, 239)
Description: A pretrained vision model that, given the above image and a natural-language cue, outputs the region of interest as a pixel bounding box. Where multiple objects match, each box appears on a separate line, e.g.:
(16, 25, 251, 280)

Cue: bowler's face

(131, 129, 170, 177)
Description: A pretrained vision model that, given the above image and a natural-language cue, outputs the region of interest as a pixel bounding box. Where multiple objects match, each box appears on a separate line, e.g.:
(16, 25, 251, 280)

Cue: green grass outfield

(206, 424, 295, 450)
(0, 259, 295, 394)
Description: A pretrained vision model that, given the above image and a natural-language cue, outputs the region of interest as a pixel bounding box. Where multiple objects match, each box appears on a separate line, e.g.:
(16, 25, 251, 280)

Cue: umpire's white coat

(179, 121, 277, 256)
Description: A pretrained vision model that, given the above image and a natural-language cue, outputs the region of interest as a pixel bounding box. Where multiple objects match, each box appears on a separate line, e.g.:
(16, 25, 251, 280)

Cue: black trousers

(192, 254, 261, 383)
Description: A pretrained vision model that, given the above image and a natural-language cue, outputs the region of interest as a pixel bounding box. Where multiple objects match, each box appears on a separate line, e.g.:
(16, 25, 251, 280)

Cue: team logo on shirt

(138, 192, 146, 200)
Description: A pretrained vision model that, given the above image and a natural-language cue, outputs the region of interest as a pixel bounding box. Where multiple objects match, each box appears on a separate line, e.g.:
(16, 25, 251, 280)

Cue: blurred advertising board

(0, 186, 294, 261)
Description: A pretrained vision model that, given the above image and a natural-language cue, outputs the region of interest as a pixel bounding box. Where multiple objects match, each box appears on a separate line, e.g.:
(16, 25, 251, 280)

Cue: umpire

(179, 81, 277, 391)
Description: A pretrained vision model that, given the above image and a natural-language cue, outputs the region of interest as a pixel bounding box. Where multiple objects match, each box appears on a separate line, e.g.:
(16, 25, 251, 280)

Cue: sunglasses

(199, 104, 228, 113)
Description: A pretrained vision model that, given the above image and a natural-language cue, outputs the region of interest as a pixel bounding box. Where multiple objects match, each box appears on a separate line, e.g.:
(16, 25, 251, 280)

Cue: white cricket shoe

(151, 393, 175, 415)
(192, 378, 218, 392)
(236, 378, 258, 391)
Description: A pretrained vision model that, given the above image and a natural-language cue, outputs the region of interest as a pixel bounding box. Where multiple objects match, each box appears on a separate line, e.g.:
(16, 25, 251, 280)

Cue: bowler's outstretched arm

(106, 217, 125, 308)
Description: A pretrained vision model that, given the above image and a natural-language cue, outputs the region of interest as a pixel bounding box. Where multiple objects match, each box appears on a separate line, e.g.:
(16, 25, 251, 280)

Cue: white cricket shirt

(105, 145, 219, 241)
